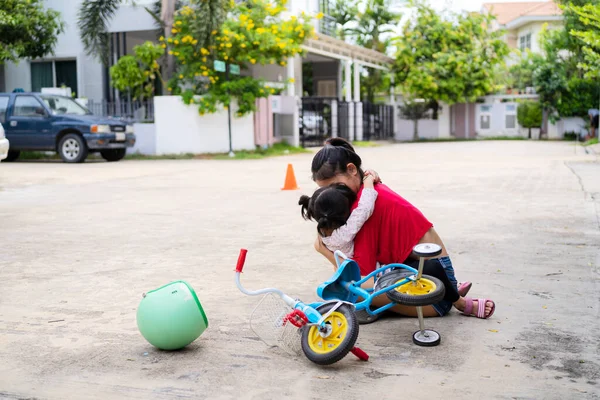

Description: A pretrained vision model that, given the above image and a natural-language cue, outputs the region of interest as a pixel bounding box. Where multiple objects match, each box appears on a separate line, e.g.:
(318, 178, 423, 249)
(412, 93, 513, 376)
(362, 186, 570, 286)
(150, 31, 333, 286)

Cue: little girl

(298, 174, 377, 259)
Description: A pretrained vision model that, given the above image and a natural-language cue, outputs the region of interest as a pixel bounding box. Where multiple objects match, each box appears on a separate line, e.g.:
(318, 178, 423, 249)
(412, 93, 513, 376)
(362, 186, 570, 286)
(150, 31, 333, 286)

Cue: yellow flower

(280, 61, 286, 66)
(256, 28, 265, 34)
(289, 78, 295, 83)
(172, 28, 178, 34)
(247, 23, 254, 29)
(241, 43, 246, 48)
(173, 51, 179, 56)
(250, 58, 256, 64)
(240, 15, 248, 22)
(192, 39, 198, 45)
(224, 56, 229, 60)
(168, 50, 173, 55)
(167, 38, 173, 43)
(316, 12, 324, 19)
(270, 89, 275, 94)
(179, 74, 184, 79)
(182, 36, 188, 43)
(226, 43, 232, 48)
(278, 43, 286, 49)
(159, 36, 165, 41)
(176, 20, 182, 26)
(202, 71, 208, 76)
(253, 41, 260, 45)
(161, 43, 166, 49)
(202, 57, 207, 62)
(211, 30, 217, 35)
(168, 87, 172, 91)
(290, 15, 297, 21)
(174, 40, 179, 45)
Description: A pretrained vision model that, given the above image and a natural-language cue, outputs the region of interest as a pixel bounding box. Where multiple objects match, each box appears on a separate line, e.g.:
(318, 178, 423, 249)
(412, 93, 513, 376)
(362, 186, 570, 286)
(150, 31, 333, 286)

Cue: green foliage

(167, 0, 314, 117)
(567, 2, 600, 78)
(329, 0, 359, 40)
(0, 0, 64, 64)
(517, 101, 542, 128)
(394, 2, 509, 106)
(508, 52, 545, 91)
(77, 0, 121, 65)
(110, 42, 164, 100)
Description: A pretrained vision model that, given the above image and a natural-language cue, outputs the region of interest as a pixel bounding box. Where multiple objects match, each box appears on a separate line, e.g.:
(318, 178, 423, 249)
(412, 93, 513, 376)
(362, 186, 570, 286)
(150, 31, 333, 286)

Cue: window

(13, 96, 46, 117)
(40, 95, 89, 116)
(30, 60, 78, 95)
(519, 33, 532, 51)
(506, 114, 517, 129)
(0, 96, 9, 123)
(505, 103, 517, 129)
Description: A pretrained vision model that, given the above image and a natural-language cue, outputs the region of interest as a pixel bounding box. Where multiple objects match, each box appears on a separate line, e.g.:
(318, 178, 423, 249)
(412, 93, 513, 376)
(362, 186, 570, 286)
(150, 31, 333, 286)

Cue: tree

(0, 0, 64, 64)
(568, 2, 600, 79)
(168, 0, 314, 116)
(394, 2, 508, 134)
(399, 100, 431, 140)
(329, 0, 359, 41)
(353, 0, 401, 102)
(110, 42, 164, 102)
(517, 101, 542, 139)
(77, 0, 180, 88)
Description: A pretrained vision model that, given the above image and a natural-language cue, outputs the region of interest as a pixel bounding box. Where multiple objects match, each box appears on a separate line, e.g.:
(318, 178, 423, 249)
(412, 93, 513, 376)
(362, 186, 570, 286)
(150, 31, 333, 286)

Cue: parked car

(0, 92, 135, 163)
(0, 122, 8, 161)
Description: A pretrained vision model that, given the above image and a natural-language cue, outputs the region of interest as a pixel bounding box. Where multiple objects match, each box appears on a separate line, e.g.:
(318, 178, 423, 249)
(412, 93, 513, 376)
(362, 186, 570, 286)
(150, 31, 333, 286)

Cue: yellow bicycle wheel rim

(307, 311, 348, 354)
(395, 278, 437, 296)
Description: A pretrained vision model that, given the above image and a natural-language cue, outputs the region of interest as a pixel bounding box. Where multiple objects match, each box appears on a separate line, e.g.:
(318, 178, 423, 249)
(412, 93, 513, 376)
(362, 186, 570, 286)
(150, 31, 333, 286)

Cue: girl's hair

(311, 137, 364, 182)
(298, 184, 357, 236)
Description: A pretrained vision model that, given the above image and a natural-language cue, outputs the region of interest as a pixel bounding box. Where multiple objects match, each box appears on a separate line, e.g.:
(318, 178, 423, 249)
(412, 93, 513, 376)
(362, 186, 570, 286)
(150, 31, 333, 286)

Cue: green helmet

(137, 280, 208, 350)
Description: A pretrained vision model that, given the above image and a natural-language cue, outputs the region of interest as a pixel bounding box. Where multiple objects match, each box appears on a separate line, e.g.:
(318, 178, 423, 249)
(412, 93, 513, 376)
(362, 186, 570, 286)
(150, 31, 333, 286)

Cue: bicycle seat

(317, 259, 361, 303)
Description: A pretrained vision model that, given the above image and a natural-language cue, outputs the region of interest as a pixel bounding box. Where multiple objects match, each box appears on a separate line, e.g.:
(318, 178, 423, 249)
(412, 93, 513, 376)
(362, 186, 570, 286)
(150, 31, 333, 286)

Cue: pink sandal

(462, 297, 495, 319)
(458, 281, 472, 297)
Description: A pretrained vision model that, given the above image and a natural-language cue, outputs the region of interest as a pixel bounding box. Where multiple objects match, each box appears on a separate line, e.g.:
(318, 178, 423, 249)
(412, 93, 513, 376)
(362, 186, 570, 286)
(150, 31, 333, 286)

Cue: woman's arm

(314, 236, 337, 271)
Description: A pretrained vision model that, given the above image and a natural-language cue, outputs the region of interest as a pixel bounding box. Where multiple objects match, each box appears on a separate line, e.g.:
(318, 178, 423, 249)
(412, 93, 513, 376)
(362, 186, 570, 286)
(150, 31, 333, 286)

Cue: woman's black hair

(311, 137, 364, 182)
(298, 183, 357, 236)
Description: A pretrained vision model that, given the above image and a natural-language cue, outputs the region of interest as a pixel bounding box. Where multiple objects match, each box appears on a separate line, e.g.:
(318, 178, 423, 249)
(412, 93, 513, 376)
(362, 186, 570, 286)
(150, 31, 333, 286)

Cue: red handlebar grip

(236, 249, 248, 273)
(351, 347, 369, 361)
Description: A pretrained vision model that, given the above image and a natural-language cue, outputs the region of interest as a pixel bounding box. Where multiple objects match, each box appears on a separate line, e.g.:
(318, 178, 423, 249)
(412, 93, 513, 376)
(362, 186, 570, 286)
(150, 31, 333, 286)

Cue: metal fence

(362, 102, 394, 141)
(86, 99, 154, 122)
(300, 98, 394, 147)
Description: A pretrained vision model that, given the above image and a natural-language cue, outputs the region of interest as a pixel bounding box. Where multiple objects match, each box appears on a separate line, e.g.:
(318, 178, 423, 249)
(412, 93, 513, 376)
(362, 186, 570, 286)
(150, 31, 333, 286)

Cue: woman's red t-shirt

(351, 184, 433, 275)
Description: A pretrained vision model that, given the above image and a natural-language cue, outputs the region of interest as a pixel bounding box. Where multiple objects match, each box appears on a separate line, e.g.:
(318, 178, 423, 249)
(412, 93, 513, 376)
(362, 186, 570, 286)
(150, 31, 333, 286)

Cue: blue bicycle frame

(308, 251, 420, 317)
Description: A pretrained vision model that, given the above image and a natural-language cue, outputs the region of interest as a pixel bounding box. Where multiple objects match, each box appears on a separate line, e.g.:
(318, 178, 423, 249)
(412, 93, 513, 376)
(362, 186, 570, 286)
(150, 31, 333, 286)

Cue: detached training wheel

(301, 303, 359, 365)
(412, 243, 442, 258)
(413, 329, 441, 347)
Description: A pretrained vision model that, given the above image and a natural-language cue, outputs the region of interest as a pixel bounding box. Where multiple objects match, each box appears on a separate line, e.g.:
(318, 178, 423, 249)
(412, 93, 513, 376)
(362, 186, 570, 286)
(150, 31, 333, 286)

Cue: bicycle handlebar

(236, 249, 248, 273)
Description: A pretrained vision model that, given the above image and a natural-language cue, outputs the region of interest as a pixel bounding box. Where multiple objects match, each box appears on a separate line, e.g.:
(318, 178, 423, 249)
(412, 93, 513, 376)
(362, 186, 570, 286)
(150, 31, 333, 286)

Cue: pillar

(353, 61, 361, 102)
(344, 60, 352, 102)
(287, 57, 295, 97)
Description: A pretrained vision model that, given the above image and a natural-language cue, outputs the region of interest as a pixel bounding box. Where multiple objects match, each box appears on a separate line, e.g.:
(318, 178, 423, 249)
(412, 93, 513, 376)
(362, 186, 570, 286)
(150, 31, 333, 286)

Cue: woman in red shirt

(312, 138, 495, 321)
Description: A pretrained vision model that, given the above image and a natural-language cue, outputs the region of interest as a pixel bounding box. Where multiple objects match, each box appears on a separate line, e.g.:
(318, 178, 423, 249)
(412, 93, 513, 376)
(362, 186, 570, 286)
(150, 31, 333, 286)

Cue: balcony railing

(319, 14, 337, 37)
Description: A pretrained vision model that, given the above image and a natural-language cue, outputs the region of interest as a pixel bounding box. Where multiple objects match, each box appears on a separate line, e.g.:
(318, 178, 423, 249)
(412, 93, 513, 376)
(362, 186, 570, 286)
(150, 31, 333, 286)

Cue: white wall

(107, 1, 156, 33)
(128, 123, 156, 155)
(395, 119, 439, 141)
(154, 96, 256, 154)
(516, 21, 562, 54)
(475, 102, 521, 137)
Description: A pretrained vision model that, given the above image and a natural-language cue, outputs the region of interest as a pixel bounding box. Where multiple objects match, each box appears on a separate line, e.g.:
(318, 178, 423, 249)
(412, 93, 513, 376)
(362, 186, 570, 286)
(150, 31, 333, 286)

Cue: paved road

(0, 141, 598, 400)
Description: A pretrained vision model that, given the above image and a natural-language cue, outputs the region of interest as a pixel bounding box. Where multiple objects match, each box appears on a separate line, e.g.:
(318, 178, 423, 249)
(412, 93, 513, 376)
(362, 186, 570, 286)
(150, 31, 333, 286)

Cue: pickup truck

(0, 92, 135, 163)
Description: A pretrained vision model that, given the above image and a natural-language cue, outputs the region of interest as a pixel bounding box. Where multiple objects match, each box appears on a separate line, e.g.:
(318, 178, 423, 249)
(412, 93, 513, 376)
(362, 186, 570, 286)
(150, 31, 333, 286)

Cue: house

(447, 1, 564, 139)
(482, 1, 563, 57)
(0, 0, 394, 150)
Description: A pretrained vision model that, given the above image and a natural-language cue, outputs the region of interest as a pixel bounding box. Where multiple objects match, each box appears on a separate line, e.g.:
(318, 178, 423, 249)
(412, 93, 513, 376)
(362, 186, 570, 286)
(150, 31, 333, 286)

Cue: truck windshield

(40, 95, 91, 116)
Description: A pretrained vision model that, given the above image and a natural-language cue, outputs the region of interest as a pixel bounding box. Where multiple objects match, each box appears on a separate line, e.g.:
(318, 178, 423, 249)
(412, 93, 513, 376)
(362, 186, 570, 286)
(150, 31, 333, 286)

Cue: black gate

(300, 98, 395, 147)
(363, 102, 394, 141)
(300, 97, 334, 147)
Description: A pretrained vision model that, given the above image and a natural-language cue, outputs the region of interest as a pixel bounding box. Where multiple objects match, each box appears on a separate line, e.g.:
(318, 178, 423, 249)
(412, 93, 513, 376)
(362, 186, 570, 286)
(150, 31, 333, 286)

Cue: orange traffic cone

(281, 163, 299, 190)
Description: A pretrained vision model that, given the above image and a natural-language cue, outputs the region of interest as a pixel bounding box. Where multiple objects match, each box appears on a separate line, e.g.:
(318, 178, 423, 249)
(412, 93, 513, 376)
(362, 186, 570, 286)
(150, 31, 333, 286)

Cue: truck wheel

(100, 148, 127, 162)
(2, 151, 20, 162)
(58, 134, 88, 163)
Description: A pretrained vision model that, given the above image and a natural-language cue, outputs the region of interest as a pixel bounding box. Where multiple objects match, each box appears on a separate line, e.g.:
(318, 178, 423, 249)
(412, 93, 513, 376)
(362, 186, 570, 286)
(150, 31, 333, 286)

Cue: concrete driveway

(0, 141, 598, 399)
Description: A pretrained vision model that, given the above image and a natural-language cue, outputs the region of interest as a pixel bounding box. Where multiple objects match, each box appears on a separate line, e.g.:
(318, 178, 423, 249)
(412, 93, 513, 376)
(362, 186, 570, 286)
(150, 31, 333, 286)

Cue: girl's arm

(325, 176, 378, 248)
